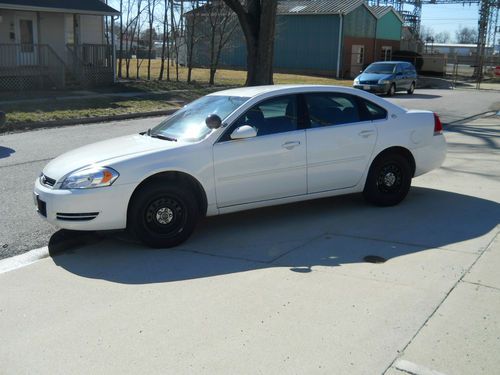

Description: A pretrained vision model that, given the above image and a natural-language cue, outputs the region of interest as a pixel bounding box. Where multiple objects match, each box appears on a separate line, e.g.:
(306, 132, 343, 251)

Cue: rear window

(360, 99, 387, 121)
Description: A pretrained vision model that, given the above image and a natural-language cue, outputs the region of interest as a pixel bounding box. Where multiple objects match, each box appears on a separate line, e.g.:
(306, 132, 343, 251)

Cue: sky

(419, 3, 480, 39)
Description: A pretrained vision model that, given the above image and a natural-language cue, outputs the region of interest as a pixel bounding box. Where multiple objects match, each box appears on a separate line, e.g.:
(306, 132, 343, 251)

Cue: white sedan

(34, 85, 446, 247)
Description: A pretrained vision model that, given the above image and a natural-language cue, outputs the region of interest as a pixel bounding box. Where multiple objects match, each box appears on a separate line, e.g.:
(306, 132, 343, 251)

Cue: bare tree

(455, 26, 478, 44)
(222, 0, 277, 86)
(170, 0, 182, 81)
(118, 0, 124, 78)
(159, 0, 169, 80)
(146, 0, 158, 80)
(434, 31, 451, 44)
(206, 1, 238, 85)
(185, 1, 202, 83)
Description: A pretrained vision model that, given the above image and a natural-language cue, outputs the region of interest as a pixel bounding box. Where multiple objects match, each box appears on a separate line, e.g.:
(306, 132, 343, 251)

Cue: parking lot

(0, 89, 499, 374)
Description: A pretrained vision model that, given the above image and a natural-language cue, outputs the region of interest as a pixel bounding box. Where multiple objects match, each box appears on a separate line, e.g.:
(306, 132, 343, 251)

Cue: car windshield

(151, 95, 248, 142)
(364, 63, 397, 74)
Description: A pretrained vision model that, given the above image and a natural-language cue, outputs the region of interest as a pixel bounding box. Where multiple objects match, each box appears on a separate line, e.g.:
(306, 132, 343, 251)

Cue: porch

(0, 1, 119, 91)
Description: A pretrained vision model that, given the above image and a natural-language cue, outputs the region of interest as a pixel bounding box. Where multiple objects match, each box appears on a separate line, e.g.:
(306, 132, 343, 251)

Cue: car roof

(370, 61, 411, 65)
(209, 84, 364, 99)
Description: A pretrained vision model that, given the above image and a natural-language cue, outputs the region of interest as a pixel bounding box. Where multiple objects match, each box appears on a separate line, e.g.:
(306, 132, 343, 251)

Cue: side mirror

(205, 114, 222, 129)
(230, 125, 257, 140)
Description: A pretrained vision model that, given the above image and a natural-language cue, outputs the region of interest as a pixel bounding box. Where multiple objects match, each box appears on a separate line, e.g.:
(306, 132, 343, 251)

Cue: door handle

(358, 130, 375, 138)
(282, 141, 301, 150)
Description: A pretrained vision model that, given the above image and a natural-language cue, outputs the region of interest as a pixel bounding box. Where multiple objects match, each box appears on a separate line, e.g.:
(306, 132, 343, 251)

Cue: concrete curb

(0, 108, 179, 134)
(0, 246, 49, 274)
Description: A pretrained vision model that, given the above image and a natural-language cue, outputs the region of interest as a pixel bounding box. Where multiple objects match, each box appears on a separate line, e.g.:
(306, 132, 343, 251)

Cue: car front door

(304, 92, 379, 193)
(213, 94, 307, 208)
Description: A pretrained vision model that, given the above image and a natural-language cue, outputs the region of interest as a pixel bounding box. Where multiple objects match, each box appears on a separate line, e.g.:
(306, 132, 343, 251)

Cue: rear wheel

(407, 82, 415, 95)
(387, 83, 396, 97)
(128, 182, 199, 248)
(363, 153, 412, 206)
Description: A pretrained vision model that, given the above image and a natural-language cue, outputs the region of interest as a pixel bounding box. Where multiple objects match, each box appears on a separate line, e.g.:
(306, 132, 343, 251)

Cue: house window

(381, 46, 392, 61)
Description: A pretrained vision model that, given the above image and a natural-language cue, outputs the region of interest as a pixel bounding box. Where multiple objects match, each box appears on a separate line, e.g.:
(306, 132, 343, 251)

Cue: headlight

(353, 79, 360, 85)
(379, 79, 390, 84)
(60, 166, 119, 189)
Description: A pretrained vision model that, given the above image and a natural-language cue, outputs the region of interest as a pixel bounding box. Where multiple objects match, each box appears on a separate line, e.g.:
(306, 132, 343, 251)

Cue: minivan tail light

(434, 113, 443, 135)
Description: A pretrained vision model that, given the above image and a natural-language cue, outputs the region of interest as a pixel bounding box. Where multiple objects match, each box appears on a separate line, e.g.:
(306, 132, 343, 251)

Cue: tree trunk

(159, 0, 168, 81)
(118, 0, 124, 78)
(223, 0, 277, 86)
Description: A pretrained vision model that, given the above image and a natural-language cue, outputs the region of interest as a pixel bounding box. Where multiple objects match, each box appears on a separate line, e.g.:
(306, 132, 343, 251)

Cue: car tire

(387, 83, 396, 97)
(363, 153, 412, 207)
(128, 182, 199, 248)
(407, 82, 415, 94)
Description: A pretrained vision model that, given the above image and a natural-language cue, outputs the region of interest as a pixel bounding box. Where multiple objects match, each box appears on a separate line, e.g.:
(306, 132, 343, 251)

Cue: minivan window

(364, 63, 396, 74)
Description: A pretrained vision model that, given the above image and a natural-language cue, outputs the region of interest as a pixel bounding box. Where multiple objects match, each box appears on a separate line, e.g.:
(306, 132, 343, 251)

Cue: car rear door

(304, 92, 379, 193)
(213, 94, 307, 208)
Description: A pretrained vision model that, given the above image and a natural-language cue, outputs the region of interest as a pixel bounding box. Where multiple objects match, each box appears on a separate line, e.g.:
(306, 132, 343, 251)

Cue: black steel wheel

(363, 153, 412, 206)
(128, 182, 198, 248)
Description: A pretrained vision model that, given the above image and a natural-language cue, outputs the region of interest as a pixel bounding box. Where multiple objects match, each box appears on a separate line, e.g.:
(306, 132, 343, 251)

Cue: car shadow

(0, 146, 15, 159)
(391, 93, 442, 99)
(51, 187, 500, 285)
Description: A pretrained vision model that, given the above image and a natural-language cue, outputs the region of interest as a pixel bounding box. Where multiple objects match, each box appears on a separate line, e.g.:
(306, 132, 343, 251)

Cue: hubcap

(145, 196, 186, 236)
(377, 164, 402, 193)
(156, 207, 174, 225)
(384, 172, 397, 187)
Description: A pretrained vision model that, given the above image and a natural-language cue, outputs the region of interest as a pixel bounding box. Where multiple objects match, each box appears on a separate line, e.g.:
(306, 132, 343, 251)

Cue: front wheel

(407, 82, 415, 94)
(387, 83, 396, 97)
(363, 154, 412, 206)
(128, 183, 199, 248)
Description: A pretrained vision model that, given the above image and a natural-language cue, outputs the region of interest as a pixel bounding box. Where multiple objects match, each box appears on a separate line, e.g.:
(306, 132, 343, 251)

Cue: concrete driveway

(0, 101, 499, 372)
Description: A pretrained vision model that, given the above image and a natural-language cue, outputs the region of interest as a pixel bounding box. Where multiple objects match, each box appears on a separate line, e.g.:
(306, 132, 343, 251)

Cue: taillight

(434, 113, 443, 135)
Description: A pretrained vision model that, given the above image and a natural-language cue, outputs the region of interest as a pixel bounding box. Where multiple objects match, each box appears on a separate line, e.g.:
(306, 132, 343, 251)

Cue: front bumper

(33, 178, 136, 231)
(353, 83, 389, 93)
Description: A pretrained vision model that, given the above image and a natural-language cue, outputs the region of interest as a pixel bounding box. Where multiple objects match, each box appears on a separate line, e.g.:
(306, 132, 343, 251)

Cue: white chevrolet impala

(34, 85, 446, 247)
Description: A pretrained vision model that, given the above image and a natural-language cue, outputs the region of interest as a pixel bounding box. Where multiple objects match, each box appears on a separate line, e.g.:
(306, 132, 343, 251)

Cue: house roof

(277, 0, 366, 16)
(0, 0, 120, 16)
(369, 5, 404, 23)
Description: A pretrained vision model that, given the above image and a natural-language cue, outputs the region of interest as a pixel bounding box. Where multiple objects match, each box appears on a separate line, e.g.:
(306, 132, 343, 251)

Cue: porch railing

(66, 43, 114, 87)
(0, 44, 66, 90)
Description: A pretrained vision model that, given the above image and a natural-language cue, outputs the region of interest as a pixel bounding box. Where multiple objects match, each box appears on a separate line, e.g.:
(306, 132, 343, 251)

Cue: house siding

(274, 15, 340, 75)
(376, 11, 402, 41)
(192, 14, 341, 76)
(39, 12, 65, 59)
(343, 6, 376, 39)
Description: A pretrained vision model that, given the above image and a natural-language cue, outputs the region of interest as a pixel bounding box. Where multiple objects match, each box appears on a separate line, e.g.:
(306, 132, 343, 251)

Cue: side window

(223, 95, 298, 140)
(396, 64, 403, 74)
(305, 93, 361, 128)
(405, 63, 416, 74)
(359, 98, 388, 121)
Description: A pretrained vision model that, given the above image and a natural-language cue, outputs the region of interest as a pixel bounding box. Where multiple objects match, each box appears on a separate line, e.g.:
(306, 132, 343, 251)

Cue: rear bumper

(413, 134, 447, 177)
(33, 178, 136, 231)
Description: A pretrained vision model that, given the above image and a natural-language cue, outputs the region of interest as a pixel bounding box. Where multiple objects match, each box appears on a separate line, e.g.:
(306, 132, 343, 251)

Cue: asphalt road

(0, 88, 499, 259)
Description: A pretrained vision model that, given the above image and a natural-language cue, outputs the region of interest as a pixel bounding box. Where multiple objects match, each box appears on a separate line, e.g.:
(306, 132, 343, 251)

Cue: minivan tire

(387, 83, 396, 97)
(407, 82, 415, 95)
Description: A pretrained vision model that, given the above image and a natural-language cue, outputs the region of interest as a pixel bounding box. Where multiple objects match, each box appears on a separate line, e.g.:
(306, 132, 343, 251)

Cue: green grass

(1, 61, 352, 126)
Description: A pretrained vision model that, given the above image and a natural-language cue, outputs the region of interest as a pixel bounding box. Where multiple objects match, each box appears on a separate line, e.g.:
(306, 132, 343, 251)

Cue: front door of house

(15, 12, 38, 65)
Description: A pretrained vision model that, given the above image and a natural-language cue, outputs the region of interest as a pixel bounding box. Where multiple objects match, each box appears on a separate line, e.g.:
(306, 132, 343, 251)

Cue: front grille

(360, 80, 379, 85)
(41, 174, 56, 187)
(56, 212, 99, 221)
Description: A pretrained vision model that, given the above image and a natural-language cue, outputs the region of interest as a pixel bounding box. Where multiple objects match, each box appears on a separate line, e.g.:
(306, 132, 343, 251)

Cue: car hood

(357, 73, 394, 81)
(43, 134, 182, 181)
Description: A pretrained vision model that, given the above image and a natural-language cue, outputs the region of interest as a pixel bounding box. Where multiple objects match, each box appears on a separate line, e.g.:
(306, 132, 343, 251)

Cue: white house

(0, 0, 119, 91)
